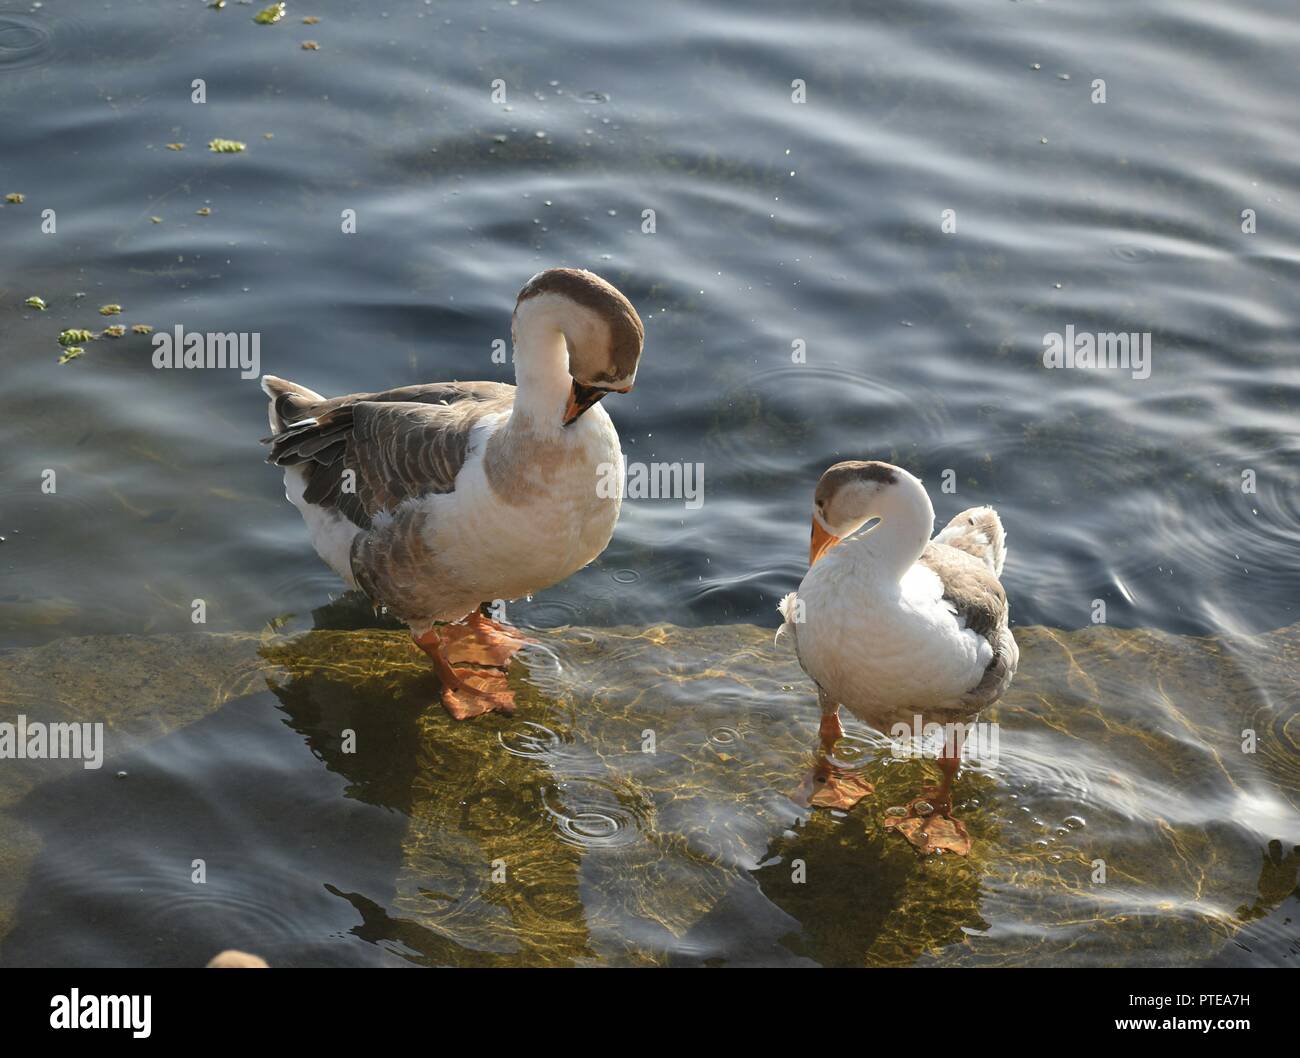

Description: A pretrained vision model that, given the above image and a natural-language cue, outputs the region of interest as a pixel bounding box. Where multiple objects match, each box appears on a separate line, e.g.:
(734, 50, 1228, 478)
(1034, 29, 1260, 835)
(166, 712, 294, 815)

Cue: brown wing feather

(263, 381, 514, 530)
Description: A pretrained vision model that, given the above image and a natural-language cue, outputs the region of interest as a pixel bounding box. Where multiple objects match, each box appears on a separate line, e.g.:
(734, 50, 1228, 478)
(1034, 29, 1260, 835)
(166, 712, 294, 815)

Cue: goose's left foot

(884, 754, 969, 855)
(884, 790, 970, 855)
(412, 628, 518, 719)
(440, 667, 517, 720)
(439, 612, 533, 669)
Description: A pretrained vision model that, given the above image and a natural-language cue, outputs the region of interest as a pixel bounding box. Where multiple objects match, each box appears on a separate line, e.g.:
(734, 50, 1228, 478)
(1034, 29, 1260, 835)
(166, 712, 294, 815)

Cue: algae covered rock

(1, 619, 1297, 966)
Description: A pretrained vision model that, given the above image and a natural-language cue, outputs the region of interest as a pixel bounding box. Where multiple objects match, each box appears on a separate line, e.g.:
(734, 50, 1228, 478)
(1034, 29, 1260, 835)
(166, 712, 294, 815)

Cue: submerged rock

(0, 620, 1296, 966)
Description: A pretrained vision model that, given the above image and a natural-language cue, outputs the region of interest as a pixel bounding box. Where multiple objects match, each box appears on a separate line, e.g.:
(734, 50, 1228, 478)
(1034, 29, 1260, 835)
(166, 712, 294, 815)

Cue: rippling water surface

(0, 0, 1297, 966)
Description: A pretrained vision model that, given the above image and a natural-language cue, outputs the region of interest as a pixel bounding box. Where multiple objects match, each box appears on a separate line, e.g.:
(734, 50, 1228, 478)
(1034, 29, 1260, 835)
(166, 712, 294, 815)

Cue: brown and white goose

(261, 268, 644, 719)
(777, 461, 1018, 854)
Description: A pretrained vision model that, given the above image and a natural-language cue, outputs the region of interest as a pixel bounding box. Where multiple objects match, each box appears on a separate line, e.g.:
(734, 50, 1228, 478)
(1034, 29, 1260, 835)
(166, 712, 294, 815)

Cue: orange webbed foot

(795, 754, 875, 810)
(439, 667, 518, 720)
(883, 791, 971, 856)
(438, 614, 534, 669)
(412, 626, 520, 720)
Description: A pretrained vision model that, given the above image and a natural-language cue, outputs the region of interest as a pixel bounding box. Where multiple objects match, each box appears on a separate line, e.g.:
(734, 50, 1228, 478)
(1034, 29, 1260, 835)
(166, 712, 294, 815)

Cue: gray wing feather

(919, 536, 1017, 708)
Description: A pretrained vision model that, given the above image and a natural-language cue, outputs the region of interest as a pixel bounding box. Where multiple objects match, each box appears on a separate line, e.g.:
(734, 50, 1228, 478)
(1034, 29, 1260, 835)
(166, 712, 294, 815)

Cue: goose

(778, 461, 1018, 854)
(261, 268, 644, 719)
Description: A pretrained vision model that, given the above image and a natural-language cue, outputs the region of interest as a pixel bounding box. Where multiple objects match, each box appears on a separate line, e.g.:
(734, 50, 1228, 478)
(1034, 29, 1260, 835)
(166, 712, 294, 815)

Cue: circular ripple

(498, 720, 563, 759)
(611, 568, 640, 584)
(709, 364, 951, 477)
(515, 598, 582, 629)
(0, 14, 52, 70)
(541, 777, 652, 850)
(708, 725, 742, 747)
(826, 732, 877, 770)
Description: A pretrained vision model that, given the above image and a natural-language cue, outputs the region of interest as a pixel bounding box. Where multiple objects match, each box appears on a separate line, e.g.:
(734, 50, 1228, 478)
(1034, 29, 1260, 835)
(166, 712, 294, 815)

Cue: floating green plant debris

(102, 325, 127, 338)
(131, 324, 154, 335)
(263, 132, 274, 140)
(149, 216, 163, 224)
(58, 348, 85, 364)
(25, 296, 46, 310)
(302, 16, 319, 25)
(59, 329, 94, 346)
(209, 0, 226, 8)
(5, 193, 25, 204)
(253, 3, 286, 25)
(165, 143, 185, 151)
(99, 304, 122, 316)
(208, 138, 247, 153)
(196, 207, 211, 216)
(301, 40, 319, 50)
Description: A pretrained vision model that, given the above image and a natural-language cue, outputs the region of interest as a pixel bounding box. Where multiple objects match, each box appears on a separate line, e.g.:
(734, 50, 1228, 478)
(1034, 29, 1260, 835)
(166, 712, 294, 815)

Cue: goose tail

(935, 506, 1008, 577)
(260, 375, 325, 437)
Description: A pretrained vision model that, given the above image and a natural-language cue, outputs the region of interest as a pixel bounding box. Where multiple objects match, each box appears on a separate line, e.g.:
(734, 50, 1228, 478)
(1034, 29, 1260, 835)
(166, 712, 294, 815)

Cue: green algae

(253, 3, 286, 26)
(208, 139, 247, 154)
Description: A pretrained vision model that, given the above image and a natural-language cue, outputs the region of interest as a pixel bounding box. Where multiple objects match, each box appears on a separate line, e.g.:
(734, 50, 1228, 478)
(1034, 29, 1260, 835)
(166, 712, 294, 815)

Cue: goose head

(809, 460, 930, 564)
(513, 268, 644, 427)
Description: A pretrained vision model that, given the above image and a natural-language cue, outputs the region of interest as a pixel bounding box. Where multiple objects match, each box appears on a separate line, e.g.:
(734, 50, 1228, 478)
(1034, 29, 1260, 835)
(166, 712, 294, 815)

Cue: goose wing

(920, 529, 1018, 706)
(263, 381, 513, 529)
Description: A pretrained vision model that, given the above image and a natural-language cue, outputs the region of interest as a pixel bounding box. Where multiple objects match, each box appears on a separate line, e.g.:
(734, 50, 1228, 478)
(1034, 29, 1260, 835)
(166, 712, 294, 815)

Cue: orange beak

(562, 381, 632, 426)
(562, 381, 608, 426)
(810, 520, 840, 565)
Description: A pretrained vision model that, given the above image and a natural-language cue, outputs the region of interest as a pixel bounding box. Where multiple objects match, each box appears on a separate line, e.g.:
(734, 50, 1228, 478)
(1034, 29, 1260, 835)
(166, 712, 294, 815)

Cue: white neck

(844, 474, 934, 582)
(509, 297, 573, 435)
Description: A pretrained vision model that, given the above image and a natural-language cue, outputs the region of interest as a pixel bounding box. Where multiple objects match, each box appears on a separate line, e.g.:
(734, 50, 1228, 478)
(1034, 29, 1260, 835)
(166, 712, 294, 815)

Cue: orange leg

(818, 709, 845, 754)
(800, 704, 873, 810)
(411, 627, 516, 720)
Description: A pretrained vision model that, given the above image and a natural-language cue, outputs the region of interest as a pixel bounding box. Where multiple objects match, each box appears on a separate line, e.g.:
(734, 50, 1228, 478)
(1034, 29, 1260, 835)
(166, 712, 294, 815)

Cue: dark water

(0, 0, 1298, 966)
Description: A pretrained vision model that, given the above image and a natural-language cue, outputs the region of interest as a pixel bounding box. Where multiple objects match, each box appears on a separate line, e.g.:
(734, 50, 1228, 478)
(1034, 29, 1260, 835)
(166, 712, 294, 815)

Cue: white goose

(261, 268, 644, 719)
(778, 461, 1018, 853)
